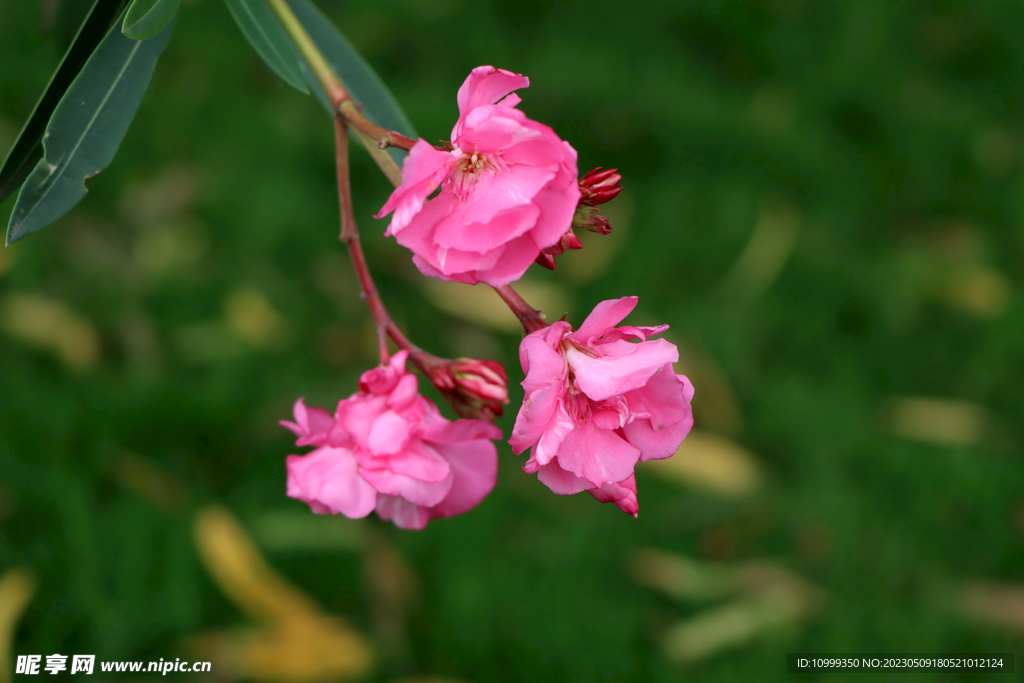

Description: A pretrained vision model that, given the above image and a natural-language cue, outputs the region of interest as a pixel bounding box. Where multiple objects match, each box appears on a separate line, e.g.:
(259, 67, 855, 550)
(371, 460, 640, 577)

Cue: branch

(492, 284, 548, 334)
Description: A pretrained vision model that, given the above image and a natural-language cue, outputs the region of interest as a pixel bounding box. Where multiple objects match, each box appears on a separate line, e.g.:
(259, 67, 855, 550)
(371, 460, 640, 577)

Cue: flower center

(447, 149, 495, 201)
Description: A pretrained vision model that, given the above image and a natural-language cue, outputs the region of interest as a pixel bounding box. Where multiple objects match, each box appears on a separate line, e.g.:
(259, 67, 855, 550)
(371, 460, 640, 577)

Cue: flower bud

(570, 167, 622, 236)
(571, 206, 613, 235)
(430, 357, 510, 421)
(534, 227, 584, 270)
(578, 167, 623, 206)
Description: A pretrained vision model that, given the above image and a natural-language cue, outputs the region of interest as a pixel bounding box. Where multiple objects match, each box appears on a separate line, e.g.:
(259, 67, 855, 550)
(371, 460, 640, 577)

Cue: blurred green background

(2, 0, 1024, 681)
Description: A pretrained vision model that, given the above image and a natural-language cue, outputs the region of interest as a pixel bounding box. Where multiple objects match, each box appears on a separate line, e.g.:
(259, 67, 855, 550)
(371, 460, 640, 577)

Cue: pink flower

(282, 351, 502, 529)
(508, 297, 694, 516)
(375, 66, 580, 287)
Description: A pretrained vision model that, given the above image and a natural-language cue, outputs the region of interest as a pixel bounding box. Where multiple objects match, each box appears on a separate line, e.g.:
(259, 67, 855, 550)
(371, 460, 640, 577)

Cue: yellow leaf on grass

(0, 293, 99, 373)
(224, 287, 291, 351)
(108, 450, 187, 513)
(0, 567, 36, 683)
(674, 339, 743, 434)
(249, 510, 366, 553)
(644, 430, 760, 497)
(189, 616, 373, 683)
(629, 549, 739, 602)
(662, 582, 820, 664)
(955, 580, 1024, 634)
(629, 549, 824, 664)
(193, 506, 323, 622)
(885, 396, 990, 447)
(720, 202, 801, 301)
(945, 264, 1011, 319)
(190, 506, 373, 682)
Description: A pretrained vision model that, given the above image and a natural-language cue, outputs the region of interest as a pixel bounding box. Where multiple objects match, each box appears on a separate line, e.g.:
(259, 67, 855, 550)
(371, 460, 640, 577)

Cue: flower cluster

(286, 66, 693, 527)
(283, 351, 501, 529)
(376, 66, 581, 287)
(509, 297, 694, 515)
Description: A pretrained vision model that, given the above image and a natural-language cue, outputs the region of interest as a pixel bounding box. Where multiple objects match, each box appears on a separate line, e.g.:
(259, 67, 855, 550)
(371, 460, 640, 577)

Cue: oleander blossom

(508, 297, 694, 516)
(375, 66, 580, 286)
(282, 351, 502, 529)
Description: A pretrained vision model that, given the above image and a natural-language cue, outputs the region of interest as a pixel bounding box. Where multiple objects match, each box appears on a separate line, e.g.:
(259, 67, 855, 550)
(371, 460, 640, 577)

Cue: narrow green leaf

(286, 0, 417, 162)
(6, 16, 177, 244)
(0, 0, 130, 206)
(223, 0, 309, 94)
(122, 0, 182, 40)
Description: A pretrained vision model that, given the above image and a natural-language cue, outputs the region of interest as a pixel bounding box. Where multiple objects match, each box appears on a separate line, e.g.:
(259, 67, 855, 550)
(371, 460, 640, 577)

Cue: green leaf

(0, 0, 131, 207)
(6, 15, 176, 244)
(122, 0, 182, 40)
(223, 0, 309, 94)
(286, 0, 417, 162)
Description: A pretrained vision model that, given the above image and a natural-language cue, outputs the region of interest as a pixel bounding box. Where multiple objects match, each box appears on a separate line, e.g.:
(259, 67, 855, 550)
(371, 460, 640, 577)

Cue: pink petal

(588, 474, 638, 517)
(518, 322, 571, 375)
(375, 495, 430, 530)
(501, 133, 572, 169)
(388, 349, 411, 374)
(565, 338, 679, 402)
(396, 196, 507, 277)
(386, 373, 421, 413)
(456, 66, 530, 118)
(420, 418, 503, 444)
(469, 233, 544, 287)
(410, 254, 474, 284)
(509, 383, 561, 455)
(591, 406, 626, 431)
(428, 438, 499, 518)
(280, 399, 334, 447)
(375, 140, 454, 232)
(571, 297, 639, 343)
(367, 410, 413, 455)
(595, 324, 671, 345)
(457, 162, 557, 225)
(434, 203, 542, 254)
(622, 414, 694, 462)
(519, 335, 566, 393)
(532, 400, 576, 467)
(625, 367, 695, 433)
(358, 466, 453, 507)
(359, 352, 407, 394)
(456, 106, 541, 154)
(535, 458, 594, 495)
(286, 447, 377, 518)
(554, 420, 640, 488)
(377, 440, 452, 483)
(334, 394, 388, 450)
(522, 171, 581, 251)
(389, 187, 456, 257)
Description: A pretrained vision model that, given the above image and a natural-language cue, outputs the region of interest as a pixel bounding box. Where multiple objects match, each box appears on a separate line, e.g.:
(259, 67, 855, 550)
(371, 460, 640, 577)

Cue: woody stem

(493, 284, 548, 334)
(335, 117, 390, 362)
(334, 116, 446, 375)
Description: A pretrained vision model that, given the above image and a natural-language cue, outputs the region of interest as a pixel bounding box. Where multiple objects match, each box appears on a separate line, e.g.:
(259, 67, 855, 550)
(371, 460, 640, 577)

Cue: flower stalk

(493, 285, 548, 334)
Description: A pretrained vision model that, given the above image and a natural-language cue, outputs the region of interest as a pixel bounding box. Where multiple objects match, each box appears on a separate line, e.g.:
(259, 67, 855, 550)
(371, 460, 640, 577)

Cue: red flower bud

(534, 168, 621, 270)
(427, 357, 509, 421)
(578, 167, 623, 206)
(571, 206, 613, 235)
(534, 227, 584, 270)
